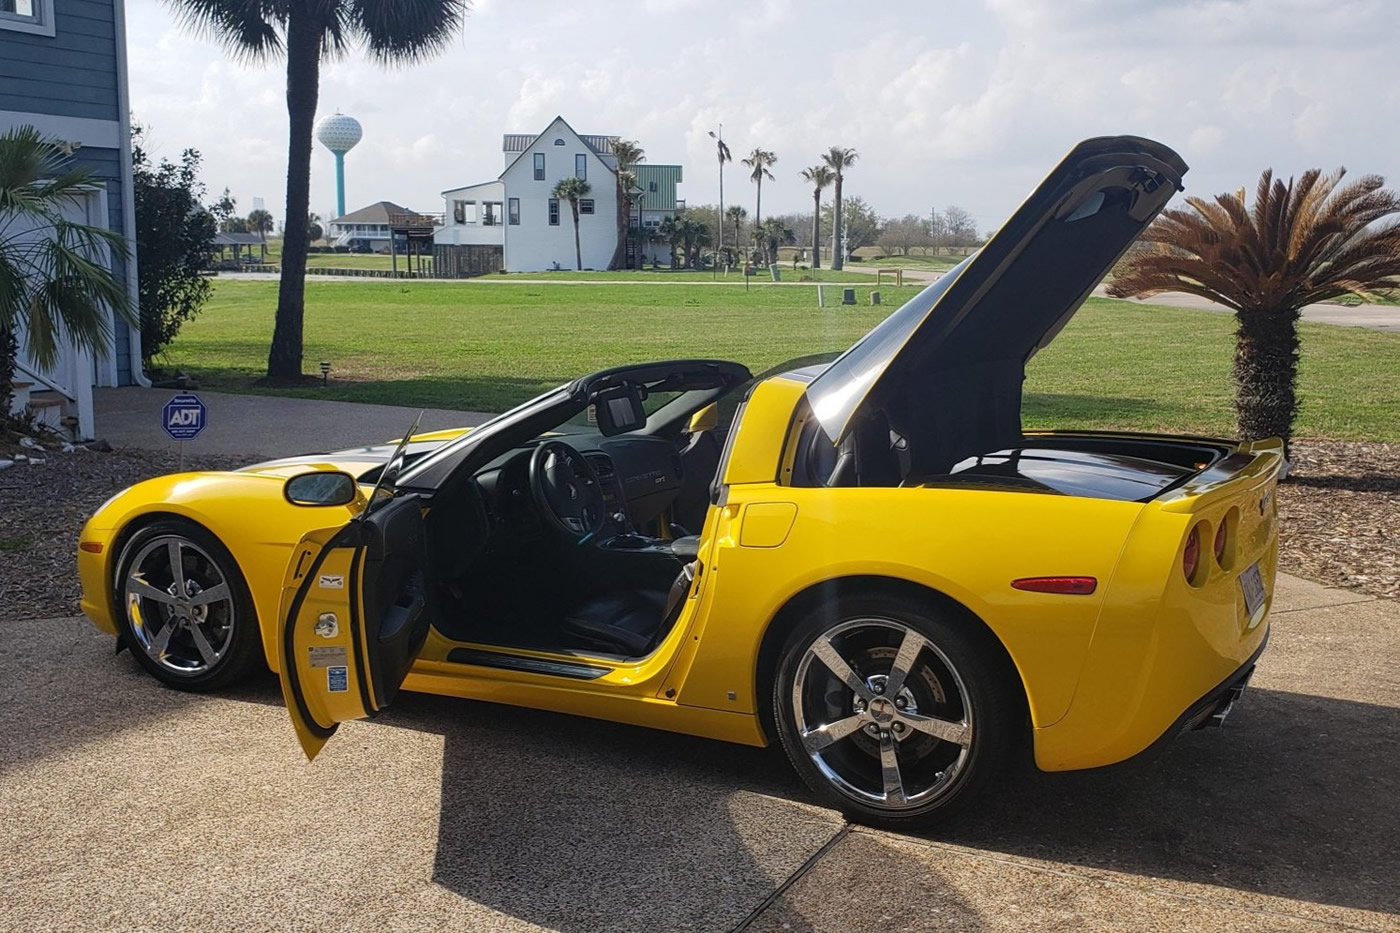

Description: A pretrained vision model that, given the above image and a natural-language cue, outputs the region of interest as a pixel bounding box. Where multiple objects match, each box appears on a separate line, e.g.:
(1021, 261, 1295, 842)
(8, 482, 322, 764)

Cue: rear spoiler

(1155, 438, 1286, 514)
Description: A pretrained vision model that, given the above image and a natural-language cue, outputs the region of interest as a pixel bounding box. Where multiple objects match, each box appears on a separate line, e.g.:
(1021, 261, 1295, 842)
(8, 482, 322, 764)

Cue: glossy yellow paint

(77, 375, 1281, 771)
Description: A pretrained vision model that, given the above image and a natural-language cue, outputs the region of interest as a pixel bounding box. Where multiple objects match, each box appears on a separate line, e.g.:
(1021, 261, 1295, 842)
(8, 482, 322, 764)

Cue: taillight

(1183, 525, 1201, 583)
(1214, 519, 1229, 566)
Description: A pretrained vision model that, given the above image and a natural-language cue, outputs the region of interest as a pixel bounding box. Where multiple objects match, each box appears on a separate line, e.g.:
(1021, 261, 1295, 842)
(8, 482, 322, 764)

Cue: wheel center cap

(868, 697, 896, 724)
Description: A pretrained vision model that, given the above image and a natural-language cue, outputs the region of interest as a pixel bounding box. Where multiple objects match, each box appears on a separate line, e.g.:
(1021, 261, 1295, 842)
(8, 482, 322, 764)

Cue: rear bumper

(1121, 631, 1267, 763)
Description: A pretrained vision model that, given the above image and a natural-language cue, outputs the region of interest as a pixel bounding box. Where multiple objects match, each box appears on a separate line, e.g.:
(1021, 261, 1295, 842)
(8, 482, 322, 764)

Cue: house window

(534, 153, 546, 181)
(575, 154, 587, 180)
(548, 199, 560, 225)
(649, 181, 658, 193)
(482, 201, 503, 226)
(579, 199, 594, 215)
(553, 138, 565, 146)
(452, 200, 467, 224)
(508, 198, 520, 225)
(458, 201, 478, 224)
(0, 0, 54, 35)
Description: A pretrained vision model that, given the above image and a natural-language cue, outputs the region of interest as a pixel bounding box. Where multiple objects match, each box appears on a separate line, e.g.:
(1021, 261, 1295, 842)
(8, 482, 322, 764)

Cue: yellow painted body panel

(77, 378, 1281, 771)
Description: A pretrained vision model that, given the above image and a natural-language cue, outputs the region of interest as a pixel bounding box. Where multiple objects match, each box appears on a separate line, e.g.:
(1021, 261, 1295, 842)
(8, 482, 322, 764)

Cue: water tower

(315, 111, 363, 218)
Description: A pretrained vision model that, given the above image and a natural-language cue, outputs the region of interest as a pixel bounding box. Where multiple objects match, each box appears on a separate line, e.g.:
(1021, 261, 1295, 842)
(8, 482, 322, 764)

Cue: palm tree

(306, 212, 323, 245)
(658, 215, 681, 269)
(608, 138, 645, 270)
(760, 217, 793, 269)
(0, 126, 134, 418)
(799, 164, 834, 268)
(245, 208, 274, 242)
(677, 216, 711, 269)
(1109, 167, 1400, 451)
(822, 146, 858, 270)
(168, 0, 466, 382)
(552, 176, 591, 271)
(742, 148, 776, 261)
(708, 128, 731, 256)
(725, 205, 747, 260)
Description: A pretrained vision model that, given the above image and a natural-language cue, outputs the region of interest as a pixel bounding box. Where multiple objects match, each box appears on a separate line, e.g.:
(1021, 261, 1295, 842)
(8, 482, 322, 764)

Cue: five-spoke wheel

(115, 520, 261, 691)
(774, 594, 1013, 828)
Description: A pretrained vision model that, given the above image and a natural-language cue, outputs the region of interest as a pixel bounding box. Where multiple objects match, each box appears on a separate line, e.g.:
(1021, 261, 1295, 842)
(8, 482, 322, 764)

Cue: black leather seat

(562, 560, 697, 657)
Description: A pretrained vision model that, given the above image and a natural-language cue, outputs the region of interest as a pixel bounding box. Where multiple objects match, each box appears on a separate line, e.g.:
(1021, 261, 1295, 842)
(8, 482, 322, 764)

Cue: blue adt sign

(162, 393, 207, 441)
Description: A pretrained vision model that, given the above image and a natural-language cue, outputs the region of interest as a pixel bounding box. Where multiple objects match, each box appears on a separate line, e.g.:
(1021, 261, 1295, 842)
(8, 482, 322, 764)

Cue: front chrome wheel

(792, 617, 974, 810)
(123, 534, 239, 677)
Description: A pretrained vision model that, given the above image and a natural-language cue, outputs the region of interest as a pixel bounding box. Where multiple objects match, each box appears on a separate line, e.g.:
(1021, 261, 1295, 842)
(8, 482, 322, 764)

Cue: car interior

(416, 361, 751, 665)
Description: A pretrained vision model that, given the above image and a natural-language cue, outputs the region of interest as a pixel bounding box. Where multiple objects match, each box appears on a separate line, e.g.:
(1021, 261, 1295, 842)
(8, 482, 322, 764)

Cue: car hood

(805, 135, 1188, 444)
(237, 431, 470, 482)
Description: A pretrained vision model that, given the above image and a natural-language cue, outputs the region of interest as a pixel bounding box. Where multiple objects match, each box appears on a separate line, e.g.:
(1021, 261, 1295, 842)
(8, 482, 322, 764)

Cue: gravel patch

(1279, 440, 1399, 599)
(0, 445, 249, 623)
(1, 439, 1393, 624)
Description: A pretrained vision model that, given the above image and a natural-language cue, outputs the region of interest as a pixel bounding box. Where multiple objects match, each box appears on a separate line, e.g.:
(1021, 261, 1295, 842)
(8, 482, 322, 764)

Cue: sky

(126, 0, 1400, 232)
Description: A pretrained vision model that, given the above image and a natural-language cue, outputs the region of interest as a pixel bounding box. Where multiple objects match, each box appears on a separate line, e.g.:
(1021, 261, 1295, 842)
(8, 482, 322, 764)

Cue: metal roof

(213, 232, 265, 245)
(502, 132, 616, 157)
(330, 200, 412, 225)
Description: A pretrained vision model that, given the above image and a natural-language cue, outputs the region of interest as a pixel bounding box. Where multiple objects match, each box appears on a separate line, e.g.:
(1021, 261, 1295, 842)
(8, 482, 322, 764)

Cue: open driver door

(277, 491, 431, 760)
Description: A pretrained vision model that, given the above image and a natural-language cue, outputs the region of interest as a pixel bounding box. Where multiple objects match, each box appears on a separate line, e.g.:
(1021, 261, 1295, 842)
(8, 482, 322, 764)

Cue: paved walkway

(3, 573, 1395, 931)
(1094, 285, 1400, 332)
(94, 387, 493, 459)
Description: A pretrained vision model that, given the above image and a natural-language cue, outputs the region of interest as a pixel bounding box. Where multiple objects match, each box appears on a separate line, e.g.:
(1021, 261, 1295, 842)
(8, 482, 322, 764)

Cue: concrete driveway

(2, 574, 1395, 932)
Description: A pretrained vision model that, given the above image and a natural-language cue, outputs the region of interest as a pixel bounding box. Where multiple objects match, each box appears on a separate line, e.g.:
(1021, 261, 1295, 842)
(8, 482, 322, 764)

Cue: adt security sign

(162, 393, 207, 441)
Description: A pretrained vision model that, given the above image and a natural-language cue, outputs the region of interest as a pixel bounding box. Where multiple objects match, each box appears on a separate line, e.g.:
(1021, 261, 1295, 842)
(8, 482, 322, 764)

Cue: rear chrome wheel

(115, 520, 261, 691)
(774, 595, 1013, 828)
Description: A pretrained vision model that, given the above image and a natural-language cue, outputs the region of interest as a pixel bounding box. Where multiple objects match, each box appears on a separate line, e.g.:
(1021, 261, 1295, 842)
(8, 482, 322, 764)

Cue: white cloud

(123, 0, 1400, 232)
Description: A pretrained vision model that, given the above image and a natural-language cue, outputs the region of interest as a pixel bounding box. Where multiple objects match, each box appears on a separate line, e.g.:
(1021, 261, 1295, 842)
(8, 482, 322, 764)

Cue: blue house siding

(0, 0, 119, 121)
(72, 145, 133, 383)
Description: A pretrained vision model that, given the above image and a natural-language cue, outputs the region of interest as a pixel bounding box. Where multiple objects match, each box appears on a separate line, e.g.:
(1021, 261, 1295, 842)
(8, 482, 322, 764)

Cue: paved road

(2, 573, 1395, 932)
(1094, 286, 1400, 332)
(94, 387, 494, 459)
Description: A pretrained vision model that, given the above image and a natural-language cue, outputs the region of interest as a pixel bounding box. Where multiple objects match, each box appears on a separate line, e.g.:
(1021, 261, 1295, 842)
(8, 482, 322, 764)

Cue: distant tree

(551, 176, 591, 270)
(821, 146, 858, 269)
(674, 214, 711, 269)
(877, 214, 933, 257)
(724, 205, 748, 259)
(0, 126, 134, 418)
(821, 195, 880, 259)
(306, 212, 323, 244)
(210, 187, 238, 230)
(131, 127, 217, 365)
(245, 208, 274, 241)
(168, 0, 468, 381)
(1109, 167, 1400, 451)
(742, 148, 777, 260)
(799, 164, 835, 268)
(760, 217, 794, 267)
(608, 138, 645, 270)
(942, 204, 979, 249)
(710, 130, 732, 255)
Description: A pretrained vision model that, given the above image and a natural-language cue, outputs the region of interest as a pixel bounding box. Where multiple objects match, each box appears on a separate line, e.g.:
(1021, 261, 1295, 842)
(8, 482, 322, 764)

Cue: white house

(436, 116, 684, 272)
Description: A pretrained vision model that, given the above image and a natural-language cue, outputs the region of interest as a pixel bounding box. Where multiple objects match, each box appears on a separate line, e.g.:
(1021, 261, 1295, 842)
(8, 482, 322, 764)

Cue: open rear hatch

(804, 136, 1189, 479)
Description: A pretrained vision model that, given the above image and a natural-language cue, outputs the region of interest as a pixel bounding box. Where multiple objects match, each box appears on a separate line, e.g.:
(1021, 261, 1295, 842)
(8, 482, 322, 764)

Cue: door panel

(277, 495, 430, 760)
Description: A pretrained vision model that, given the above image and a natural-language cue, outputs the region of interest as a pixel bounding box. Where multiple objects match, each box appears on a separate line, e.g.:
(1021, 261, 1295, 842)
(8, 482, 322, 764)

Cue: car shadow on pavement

(373, 684, 1399, 928)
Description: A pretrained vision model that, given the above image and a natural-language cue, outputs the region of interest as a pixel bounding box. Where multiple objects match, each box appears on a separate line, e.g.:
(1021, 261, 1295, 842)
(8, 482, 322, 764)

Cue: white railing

(15, 358, 76, 401)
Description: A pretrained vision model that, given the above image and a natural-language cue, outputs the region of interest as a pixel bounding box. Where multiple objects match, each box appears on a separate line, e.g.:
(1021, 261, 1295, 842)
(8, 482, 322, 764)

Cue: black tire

(772, 592, 1016, 829)
(113, 518, 263, 692)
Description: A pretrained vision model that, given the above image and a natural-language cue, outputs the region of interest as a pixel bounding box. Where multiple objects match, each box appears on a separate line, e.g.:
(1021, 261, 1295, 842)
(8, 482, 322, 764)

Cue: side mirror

(285, 471, 358, 507)
(686, 403, 718, 434)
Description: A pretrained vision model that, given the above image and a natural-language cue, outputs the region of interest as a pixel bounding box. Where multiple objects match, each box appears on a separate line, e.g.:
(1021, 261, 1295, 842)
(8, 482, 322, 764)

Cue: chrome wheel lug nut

(895, 697, 907, 709)
(893, 722, 905, 734)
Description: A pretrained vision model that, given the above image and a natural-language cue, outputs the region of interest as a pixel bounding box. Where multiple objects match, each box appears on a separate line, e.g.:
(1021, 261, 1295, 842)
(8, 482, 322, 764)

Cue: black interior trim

(445, 647, 610, 680)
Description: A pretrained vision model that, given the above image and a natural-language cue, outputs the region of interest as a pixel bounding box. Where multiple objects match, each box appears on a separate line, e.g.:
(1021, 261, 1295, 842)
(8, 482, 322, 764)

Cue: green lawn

(483, 268, 876, 283)
(162, 279, 1400, 440)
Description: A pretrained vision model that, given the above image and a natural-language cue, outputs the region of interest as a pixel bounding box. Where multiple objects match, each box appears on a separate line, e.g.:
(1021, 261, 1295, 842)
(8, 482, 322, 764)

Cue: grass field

(483, 268, 876, 283)
(161, 279, 1400, 440)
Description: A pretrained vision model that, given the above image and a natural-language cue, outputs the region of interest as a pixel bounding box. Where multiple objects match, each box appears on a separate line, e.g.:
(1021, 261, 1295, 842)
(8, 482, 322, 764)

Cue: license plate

(1240, 562, 1267, 620)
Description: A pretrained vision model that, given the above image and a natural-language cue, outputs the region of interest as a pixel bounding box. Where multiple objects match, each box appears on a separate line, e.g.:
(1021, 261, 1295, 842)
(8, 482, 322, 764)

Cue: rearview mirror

(285, 471, 358, 507)
(595, 384, 646, 436)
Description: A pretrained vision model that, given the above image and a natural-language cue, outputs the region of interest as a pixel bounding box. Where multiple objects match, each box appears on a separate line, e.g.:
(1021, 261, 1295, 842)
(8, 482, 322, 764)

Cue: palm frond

(164, 0, 285, 62)
(350, 0, 467, 66)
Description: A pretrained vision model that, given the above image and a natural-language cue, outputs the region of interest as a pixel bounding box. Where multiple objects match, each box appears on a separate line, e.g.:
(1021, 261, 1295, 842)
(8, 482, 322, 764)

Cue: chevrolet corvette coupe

(77, 137, 1281, 827)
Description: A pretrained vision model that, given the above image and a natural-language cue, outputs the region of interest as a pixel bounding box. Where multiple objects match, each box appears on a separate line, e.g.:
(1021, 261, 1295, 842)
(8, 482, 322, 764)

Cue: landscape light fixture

(320, 360, 331, 384)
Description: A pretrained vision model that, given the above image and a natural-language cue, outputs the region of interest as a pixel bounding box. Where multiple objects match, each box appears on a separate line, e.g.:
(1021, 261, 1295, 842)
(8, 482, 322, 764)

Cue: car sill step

(446, 647, 610, 680)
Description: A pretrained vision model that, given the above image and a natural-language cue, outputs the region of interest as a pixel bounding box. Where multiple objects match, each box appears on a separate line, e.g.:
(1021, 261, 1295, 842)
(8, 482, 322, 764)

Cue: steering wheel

(528, 440, 607, 540)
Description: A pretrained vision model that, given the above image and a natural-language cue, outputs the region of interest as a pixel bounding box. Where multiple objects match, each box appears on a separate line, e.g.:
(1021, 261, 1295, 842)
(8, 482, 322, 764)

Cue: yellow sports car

(77, 137, 1281, 827)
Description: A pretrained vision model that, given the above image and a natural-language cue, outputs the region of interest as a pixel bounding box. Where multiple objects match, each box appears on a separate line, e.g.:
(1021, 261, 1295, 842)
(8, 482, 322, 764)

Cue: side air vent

(586, 453, 624, 508)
